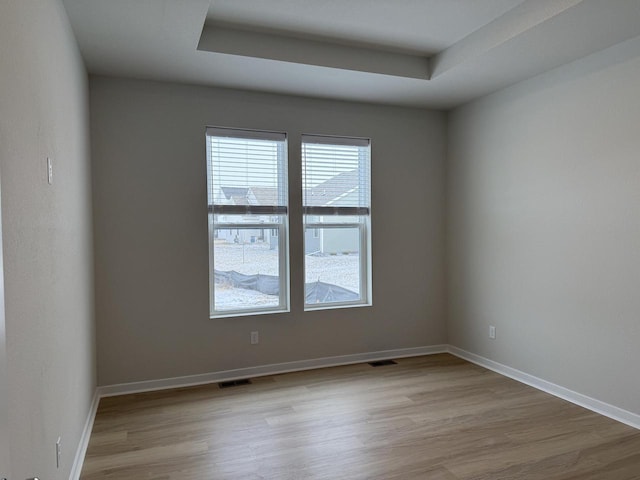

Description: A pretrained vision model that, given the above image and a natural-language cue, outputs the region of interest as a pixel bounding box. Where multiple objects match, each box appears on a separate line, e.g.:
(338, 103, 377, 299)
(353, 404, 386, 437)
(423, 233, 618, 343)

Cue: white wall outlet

(489, 325, 496, 339)
(56, 437, 61, 468)
(47, 157, 53, 185)
(250, 331, 259, 345)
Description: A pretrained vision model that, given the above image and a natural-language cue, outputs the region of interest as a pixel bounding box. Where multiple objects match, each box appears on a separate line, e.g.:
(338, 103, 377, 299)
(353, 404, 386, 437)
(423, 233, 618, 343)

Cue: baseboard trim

(69, 389, 101, 480)
(98, 345, 448, 397)
(448, 345, 640, 430)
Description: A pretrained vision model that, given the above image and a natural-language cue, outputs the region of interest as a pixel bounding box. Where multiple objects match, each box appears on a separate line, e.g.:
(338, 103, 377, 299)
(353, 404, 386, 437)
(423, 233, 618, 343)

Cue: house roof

(248, 187, 279, 206)
(218, 186, 249, 206)
(305, 170, 361, 207)
(220, 187, 249, 200)
(219, 186, 280, 207)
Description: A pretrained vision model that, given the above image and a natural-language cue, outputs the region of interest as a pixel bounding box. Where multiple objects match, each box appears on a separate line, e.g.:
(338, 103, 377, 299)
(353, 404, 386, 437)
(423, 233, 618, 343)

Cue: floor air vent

(219, 378, 252, 388)
(368, 359, 397, 367)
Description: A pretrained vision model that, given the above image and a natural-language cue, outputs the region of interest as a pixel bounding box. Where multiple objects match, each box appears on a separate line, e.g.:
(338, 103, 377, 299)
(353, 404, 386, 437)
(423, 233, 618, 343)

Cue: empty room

(1, 0, 639, 479)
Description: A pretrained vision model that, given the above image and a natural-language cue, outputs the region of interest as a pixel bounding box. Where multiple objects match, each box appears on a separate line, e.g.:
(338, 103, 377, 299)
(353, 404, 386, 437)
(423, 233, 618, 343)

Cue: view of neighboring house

(304, 169, 362, 255)
(212, 186, 280, 247)
(213, 170, 362, 255)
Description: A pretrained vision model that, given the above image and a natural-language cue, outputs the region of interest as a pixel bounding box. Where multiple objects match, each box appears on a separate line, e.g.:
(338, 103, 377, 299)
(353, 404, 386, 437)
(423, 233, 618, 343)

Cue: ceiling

(62, 0, 640, 109)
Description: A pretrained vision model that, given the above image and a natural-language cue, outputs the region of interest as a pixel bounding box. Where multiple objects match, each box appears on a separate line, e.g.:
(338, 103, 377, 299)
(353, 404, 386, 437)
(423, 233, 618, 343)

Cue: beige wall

(90, 77, 447, 386)
(447, 38, 640, 415)
(0, 0, 96, 478)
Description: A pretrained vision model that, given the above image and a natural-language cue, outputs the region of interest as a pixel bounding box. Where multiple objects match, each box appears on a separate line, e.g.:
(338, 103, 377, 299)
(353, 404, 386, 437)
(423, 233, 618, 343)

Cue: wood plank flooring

(80, 354, 640, 479)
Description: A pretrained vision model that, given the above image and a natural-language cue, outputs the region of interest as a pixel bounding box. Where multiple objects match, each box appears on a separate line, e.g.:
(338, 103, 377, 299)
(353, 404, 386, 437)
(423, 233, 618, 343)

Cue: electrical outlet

(489, 325, 496, 339)
(56, 437, 61, 468)
(250, 331, 259, 345)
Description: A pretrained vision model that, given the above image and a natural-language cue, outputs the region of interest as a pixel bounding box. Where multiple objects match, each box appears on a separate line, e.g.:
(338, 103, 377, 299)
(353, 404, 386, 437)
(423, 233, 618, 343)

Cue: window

(302, 135, 371, 308)
(206, 127, 289, 317)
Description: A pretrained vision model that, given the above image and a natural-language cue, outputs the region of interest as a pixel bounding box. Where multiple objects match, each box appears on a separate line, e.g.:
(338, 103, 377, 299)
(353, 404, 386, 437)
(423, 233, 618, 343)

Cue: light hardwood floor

(80, 354, 640, 479)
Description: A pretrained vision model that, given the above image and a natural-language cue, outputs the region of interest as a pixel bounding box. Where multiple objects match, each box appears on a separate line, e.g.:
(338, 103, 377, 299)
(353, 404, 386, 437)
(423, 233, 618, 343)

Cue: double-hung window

(206, 127, 289, 317)
(302, 135, 371, 309)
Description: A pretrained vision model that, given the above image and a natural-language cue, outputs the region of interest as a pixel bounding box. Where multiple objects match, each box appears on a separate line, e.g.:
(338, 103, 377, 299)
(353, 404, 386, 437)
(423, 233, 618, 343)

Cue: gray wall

(90, 77, 447, 386)
(0, 0, 96, 478)
(447, 38, 640, 415)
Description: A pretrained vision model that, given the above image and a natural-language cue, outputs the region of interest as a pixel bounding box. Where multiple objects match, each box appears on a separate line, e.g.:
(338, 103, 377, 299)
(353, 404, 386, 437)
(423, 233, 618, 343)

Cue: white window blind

(207, 127, 287, 216)
(302, 135, 370, 216)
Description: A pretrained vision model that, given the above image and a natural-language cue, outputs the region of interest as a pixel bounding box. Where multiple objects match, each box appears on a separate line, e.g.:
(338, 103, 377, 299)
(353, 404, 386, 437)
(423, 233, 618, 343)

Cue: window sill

(304, 301, 372, 313)
(210, 308, 289, 319)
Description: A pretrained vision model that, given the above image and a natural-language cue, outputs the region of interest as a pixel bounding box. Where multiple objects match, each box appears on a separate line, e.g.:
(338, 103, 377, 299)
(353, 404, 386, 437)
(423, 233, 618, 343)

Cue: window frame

(302, 134, 372, 311)
(206, 126, 290, 318)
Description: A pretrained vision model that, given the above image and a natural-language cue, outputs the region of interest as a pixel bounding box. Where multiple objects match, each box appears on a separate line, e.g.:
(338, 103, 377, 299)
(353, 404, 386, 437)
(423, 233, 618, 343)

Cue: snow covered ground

(213, 240, 360, 310)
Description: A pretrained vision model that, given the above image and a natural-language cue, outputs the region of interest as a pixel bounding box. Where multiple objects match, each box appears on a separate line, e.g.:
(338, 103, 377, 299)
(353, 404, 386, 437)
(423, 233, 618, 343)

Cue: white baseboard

(447, 345, 640, 430)
(69, 389, 101, 480)
(98, 345, 448, 397)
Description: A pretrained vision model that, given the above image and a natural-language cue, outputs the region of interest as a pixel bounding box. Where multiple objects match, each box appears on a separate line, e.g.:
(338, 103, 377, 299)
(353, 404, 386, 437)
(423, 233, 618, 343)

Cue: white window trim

(302, 134, 372, 310)
(206, 127, 290, 318)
